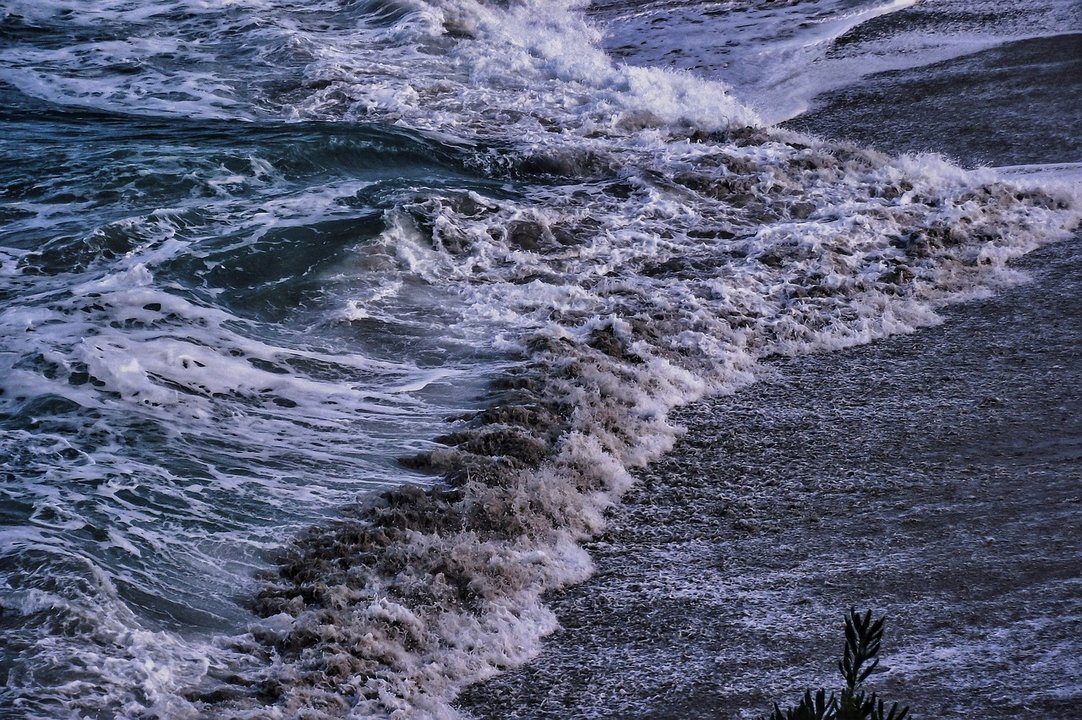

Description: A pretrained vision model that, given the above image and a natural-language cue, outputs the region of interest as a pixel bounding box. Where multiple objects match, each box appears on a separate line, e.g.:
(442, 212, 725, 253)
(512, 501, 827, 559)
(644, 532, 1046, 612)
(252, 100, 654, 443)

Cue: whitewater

(0, 0, 1079, 718)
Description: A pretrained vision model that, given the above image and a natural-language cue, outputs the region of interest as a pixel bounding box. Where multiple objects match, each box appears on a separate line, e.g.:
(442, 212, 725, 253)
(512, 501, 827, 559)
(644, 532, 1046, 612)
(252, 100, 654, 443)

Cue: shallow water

(1, 1, 1079, 718)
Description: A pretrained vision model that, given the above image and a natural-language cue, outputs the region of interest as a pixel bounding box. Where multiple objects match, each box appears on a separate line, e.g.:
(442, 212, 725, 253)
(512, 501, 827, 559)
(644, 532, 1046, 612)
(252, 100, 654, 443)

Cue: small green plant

(760, 609, 910, 720)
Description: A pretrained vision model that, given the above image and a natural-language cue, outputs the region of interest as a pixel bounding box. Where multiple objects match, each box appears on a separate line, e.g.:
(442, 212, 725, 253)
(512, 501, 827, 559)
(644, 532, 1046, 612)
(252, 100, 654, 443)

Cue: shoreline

(457, 26, 1082, 720)
(4, 4, 1080, 719)
(458, 225, 1082, 720)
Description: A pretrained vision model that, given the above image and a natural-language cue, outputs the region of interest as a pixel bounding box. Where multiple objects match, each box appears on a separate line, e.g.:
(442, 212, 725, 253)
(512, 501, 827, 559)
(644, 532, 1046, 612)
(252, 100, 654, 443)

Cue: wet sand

(784, 33, 1082, 168)
(458, 29, 1082, 720)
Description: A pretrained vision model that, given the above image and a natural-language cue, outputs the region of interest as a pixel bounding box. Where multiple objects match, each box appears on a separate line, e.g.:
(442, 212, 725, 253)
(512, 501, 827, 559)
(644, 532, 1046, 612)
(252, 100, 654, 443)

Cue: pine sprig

(840, 609, 883, 689)
(757, 609, 910, 720)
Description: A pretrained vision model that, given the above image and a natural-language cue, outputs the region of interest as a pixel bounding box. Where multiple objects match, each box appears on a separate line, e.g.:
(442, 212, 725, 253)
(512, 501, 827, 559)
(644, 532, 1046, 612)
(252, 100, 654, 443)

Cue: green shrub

(760, 609, 909, 720)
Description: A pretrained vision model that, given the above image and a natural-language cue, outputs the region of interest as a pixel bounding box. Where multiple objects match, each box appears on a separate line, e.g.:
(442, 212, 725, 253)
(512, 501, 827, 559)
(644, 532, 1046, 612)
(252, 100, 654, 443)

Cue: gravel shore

(784, 33, 1082, 168)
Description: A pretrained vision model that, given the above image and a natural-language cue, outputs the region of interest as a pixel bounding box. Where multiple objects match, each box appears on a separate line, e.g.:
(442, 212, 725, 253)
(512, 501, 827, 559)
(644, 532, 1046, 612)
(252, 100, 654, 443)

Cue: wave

(222, 139, 1077, 717)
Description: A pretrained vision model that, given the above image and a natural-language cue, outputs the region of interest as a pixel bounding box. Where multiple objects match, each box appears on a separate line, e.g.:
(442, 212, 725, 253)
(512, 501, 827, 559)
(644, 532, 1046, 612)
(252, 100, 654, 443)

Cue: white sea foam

(237, 81, 1080, 720)
(0, 119, 498, 718)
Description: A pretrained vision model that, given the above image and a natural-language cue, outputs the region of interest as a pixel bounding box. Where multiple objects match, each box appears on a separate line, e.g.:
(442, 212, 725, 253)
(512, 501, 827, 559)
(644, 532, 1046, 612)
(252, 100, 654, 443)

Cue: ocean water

(0, 1, 1078, 719)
